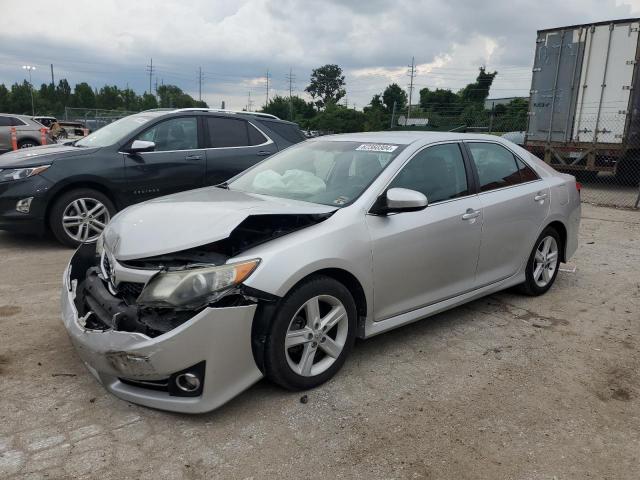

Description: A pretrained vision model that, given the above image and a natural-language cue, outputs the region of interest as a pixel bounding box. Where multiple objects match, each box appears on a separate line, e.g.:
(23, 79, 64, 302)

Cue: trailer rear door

(573, 21, 640, 144)
(527, 27, 585, 143)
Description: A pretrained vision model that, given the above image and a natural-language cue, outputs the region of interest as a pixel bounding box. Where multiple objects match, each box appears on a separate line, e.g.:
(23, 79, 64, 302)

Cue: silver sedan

(61, 132, 581, 413)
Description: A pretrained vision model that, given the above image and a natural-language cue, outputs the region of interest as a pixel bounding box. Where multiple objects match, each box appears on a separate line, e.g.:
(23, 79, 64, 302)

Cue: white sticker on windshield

(356, 143, 398, 153)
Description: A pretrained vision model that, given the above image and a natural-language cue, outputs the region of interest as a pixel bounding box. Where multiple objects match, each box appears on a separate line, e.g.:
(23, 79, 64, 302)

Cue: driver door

(123, 116, 206, 203)
(365, 143, 482, 320)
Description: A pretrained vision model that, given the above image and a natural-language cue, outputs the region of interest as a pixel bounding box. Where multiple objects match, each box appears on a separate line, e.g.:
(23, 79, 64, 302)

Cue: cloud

(0, 0, 638, 110)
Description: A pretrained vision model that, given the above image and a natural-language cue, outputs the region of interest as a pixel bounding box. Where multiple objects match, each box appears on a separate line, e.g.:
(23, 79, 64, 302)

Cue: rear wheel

(263, 275, 357, 391)
(518, 227, 562, 296)
(18, 139, 38, 149)
(49, 188, 115, 248)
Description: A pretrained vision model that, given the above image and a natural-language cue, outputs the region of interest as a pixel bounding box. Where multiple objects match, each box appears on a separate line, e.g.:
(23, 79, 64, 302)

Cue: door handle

(257, 150, 274, 156)
(534, 192, 548, 202)
(461, 209, 481, 221)
(185, 154, 202, 160)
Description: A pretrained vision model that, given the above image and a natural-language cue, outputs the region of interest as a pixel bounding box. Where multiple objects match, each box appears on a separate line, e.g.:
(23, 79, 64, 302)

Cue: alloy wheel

(533, 235, 558, 288)
(284, 295, 349, 377)
(62, 197, 110, 243)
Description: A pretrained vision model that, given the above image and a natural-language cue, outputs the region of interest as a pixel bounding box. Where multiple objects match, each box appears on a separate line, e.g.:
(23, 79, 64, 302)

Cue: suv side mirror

(371, 188, 428, 215)
(128, 140, 155, 153)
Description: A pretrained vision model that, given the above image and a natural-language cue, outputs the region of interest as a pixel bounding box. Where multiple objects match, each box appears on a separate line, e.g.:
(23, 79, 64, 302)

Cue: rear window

(207, 117, 249, 148)
(262, 121, 305, 143)
(0, 117, 11, 127)
(0, 117, 26, 127)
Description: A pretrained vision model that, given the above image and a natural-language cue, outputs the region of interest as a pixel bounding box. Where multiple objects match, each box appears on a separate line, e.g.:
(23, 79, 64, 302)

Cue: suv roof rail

(171, 107, 280, 120)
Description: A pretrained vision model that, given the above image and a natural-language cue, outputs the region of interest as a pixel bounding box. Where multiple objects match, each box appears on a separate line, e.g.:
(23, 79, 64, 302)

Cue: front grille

(118, 281, 144, 299)
(101, 252, 112, 279)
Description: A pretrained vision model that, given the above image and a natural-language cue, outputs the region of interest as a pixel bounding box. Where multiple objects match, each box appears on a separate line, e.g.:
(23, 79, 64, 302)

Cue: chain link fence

(63, 107, 136, 132)
(392, 112, 640, 209)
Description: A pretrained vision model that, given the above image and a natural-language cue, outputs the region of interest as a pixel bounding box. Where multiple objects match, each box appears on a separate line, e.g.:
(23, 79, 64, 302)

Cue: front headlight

(137, 259, 260, 309)
(0, 165, 50, 183)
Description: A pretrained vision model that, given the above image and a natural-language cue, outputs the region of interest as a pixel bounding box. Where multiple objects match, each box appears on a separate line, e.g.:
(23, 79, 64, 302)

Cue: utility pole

(265, 69, 270, 106)
(406, 56, 416, 126)
(198, 66, 203, 102)
(146, 58, 154, 95)
(50, 64, 55, 87)
(285, 68, 296, 121)
(247, 91, 254, 112)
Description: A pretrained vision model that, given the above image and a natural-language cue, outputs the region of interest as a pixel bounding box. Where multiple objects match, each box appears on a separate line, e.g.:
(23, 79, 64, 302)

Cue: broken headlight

(137, 259, 260, 309)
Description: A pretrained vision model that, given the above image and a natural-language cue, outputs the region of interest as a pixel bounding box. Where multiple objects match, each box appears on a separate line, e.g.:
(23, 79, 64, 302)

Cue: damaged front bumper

(60, 249, 264, 414)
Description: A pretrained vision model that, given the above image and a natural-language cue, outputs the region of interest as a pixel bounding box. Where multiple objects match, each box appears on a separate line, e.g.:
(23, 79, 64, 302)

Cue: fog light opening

(175, 372, 201, 393)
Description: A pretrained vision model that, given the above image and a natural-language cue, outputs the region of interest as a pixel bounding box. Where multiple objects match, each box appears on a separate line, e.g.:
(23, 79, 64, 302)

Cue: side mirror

(371, 187, 428, 215)
(128, 140, 155, 153)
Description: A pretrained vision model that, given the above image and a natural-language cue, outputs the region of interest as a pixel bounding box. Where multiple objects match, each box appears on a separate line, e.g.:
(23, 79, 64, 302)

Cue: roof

(315, 131, 510, 146)
(538, 17, 640, 33)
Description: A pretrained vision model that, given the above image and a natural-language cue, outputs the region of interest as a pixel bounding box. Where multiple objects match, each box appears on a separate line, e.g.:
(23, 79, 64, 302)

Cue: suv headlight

(0, 165, 50, 183)
(137, 259, 260, 309)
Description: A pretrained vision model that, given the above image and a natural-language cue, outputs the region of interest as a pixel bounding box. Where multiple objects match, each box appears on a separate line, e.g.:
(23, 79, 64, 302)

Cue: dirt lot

(0, 203, 638, 479)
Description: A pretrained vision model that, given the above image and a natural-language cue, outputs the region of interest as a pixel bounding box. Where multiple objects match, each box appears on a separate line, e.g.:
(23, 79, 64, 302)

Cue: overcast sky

(1, 0, 639, 111)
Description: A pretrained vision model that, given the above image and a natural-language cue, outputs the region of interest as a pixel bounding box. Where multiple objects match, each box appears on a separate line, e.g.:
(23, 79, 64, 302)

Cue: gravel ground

(0, 203, 638, 479)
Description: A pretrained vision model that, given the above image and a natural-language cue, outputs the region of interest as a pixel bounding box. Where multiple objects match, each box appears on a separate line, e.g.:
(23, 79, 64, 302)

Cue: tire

(518, 226, 562, 296)
(18, 139, 38, 149)
(263, 275, 357, 391)
(49, 188, 115, 248)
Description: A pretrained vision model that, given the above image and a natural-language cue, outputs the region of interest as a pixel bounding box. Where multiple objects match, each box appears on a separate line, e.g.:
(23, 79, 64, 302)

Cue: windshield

(229, 140, 405, 207)
(75, 114, 157, 148)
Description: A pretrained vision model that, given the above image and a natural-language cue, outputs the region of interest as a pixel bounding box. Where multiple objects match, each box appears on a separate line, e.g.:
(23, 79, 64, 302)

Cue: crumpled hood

(104, 187, 337, 261)
(0, 144, 100, 168)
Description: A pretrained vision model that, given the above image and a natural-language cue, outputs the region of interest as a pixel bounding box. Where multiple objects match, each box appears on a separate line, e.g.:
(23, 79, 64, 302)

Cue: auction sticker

(356, 143, 398, 153)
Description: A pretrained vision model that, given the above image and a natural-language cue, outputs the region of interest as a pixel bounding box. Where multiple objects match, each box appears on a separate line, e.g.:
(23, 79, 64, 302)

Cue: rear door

(366, 142, 482, 320)
(464, 141, 549, 286)
(203, 116, 276, 185)
(0, 116, 11, 151)
(123, 115, 206, 203)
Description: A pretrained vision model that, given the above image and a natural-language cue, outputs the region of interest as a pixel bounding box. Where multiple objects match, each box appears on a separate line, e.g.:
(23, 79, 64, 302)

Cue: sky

(1, 0, 640, 112)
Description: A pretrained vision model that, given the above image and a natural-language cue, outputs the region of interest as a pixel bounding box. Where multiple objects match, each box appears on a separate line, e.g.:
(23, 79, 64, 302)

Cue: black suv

(0, 108, 305, 246)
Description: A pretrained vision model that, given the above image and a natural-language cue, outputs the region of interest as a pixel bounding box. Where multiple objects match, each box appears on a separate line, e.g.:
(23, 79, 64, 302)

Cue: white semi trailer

(525, 18, 640, 184)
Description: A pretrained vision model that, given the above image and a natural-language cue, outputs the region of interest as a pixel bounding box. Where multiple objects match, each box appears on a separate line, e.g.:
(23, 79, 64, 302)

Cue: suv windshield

(75, 114, 158, 148)
(229, 140, 405, 207)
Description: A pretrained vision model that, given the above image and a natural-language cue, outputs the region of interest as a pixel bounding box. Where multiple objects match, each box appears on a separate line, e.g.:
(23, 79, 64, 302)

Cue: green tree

(140, 92, 158, 110)
(96, 85, 123, 110)
(120, 88, 140, 111)
(382, 83, 407, 113)
(9, 81, 33, 114)
(261, 95, 315, 121)
(72, 82, 96, 108)
(305, 64, 346, 110)
(458, 67, 497, 104)
(309, 104, 365, 133)
(363, 94, 388, 131)
(0, 84, 9, 112)
(157, 84, 207, 108)
(419, 87, 460, 115)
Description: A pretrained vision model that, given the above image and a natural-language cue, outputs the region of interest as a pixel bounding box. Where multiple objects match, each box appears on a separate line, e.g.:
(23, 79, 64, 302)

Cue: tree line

(0, 80, 207, 116)
(262, 65, 528, 134)
(0, 64, 528, 133)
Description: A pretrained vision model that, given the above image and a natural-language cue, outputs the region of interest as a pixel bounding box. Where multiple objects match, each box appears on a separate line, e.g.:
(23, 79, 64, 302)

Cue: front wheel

(518, 227, 562, 296)
(49, 188, 115, 248)
(263, 275, 357, 391)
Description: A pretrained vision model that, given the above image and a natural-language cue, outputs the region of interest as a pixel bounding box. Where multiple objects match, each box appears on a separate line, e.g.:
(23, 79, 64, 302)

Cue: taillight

(575, 181, 582, 193)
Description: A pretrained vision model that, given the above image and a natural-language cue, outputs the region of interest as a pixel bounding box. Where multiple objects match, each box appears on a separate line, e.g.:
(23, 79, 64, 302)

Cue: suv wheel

(49, 189, 115, 248)
(18, 139, 38, 149)
(263, 275, 357, 390)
